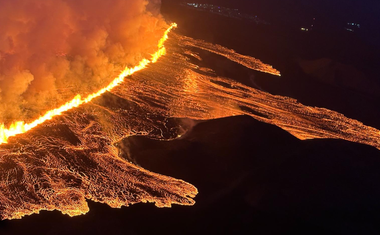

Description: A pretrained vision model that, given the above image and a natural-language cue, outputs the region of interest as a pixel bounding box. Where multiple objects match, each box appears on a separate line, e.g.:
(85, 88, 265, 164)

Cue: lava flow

(1, 22, 380, 221)
(0, 23, 177, 145)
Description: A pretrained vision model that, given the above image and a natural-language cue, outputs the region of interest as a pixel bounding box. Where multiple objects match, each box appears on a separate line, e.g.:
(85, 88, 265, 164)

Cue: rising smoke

(0, 0, 166, 123)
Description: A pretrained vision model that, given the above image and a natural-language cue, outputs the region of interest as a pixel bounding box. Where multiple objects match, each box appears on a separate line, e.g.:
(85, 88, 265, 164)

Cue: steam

(0, 0, 166, 123)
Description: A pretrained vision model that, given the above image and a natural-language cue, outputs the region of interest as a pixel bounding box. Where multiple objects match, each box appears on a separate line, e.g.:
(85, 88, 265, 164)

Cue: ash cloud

(0, 0, 166, 123)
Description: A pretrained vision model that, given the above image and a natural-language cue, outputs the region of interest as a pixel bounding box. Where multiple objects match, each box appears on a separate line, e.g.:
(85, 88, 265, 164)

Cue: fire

(0, 23, 178, 145)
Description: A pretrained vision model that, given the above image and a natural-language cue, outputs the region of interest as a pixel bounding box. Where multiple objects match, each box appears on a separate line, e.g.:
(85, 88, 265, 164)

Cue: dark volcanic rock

(123, 115, 380, 235)
(298, 58, 380, 97)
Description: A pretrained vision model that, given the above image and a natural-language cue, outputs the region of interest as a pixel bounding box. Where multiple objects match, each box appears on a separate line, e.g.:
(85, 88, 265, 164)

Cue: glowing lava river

(0, 23, 380, 220)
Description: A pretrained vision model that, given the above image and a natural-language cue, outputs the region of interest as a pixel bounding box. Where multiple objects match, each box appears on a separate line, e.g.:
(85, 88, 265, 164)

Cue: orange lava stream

(0, 23, 177, 145)
(180, 35, 281, 76)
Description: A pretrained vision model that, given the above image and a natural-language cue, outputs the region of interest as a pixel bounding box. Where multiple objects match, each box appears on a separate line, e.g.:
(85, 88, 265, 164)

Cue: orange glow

(0, 23, 177, 145)
(2, 23, 380, 221)
(180, 35, 281, 76)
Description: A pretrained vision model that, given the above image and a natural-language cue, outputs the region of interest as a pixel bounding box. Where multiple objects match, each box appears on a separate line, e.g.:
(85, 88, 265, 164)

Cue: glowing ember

(0, 23, 178, 145)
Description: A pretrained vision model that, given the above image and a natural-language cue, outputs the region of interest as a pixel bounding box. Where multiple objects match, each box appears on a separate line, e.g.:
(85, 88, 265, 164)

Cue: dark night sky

(174, 0, 380, 47)
(188, 0, 380, 25)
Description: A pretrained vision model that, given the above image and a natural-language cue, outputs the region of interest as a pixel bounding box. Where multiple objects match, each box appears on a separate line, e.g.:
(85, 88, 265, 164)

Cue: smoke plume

(0, 0, 166, 123)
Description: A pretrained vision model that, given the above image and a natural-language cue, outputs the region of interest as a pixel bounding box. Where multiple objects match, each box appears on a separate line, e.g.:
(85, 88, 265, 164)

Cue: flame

(0, 23, 178, 145)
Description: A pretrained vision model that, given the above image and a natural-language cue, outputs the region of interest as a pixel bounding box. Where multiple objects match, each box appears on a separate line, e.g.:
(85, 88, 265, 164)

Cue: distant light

(347, 22, 361, 28)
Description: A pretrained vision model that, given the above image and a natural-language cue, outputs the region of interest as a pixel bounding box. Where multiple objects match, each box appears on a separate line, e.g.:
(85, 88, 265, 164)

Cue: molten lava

(0, 23, 178, 145)
(1, 21, 380, 221)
